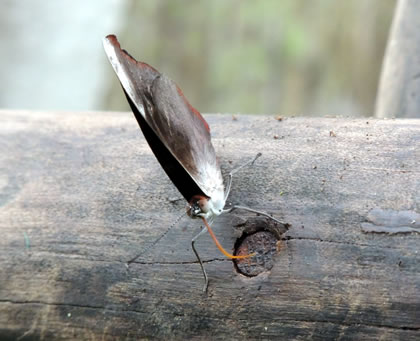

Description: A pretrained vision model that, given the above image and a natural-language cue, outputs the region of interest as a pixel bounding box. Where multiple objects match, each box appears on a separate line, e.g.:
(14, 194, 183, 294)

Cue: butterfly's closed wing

(103, 35, 224, 203)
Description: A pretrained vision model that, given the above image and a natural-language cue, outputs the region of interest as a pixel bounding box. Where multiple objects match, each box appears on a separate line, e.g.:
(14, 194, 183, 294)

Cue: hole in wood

(233, 230, 279, 277)
(232, 216, 289, 277)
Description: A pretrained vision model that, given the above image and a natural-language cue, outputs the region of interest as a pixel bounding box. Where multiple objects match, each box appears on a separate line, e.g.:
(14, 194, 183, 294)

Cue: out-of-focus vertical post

(375, 0, 420, 118)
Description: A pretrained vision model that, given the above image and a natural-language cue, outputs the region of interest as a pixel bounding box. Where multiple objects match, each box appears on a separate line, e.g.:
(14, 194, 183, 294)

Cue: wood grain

(0, 110, 419, 340)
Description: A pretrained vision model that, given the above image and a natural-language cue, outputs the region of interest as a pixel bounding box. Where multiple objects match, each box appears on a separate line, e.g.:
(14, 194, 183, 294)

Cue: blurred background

(0, 0, 396, 116)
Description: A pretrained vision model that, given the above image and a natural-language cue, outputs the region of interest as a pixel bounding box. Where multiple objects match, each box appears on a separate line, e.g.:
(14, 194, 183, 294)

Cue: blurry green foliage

(104, 0, 395, 116)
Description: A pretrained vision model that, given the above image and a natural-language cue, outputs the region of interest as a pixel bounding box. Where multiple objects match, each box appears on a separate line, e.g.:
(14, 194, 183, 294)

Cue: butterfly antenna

(224, 153, 262, 201)
(126, 210, 187, 267)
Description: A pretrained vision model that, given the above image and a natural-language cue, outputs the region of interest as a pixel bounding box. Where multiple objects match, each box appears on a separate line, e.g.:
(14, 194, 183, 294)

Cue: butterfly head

(187, 194, 225, 220)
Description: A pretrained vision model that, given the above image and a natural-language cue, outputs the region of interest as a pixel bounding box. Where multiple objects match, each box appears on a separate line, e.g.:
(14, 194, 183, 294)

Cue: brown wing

(103, 35, 224, 202)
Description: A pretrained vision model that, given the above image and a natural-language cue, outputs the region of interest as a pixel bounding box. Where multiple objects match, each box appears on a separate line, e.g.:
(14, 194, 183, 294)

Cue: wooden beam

(0, 110, 419, 340)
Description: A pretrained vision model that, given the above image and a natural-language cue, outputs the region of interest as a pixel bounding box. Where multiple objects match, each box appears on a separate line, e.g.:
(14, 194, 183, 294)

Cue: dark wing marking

(103, 35, 223, 202)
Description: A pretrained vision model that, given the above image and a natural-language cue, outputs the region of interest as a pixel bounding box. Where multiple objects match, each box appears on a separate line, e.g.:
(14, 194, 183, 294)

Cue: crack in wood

(283, 236, 406, 250)
(129, 258, 228, 265)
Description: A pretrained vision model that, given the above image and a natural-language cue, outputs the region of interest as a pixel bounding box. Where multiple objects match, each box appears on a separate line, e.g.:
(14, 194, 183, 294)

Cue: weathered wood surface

(0, 110, 419, 340)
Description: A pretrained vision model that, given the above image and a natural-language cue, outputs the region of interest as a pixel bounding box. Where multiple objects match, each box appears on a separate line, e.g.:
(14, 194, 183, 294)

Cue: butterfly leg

(224, 153, 262, 201)
(224, 205, 285, 225)
(191, 225, 209, 292)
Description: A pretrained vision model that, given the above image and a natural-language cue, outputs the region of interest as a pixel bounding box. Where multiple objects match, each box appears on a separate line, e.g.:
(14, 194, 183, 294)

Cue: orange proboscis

(201, 218, 256, 259)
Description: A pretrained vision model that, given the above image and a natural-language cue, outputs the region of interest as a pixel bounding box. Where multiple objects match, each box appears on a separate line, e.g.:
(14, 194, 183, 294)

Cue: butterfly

(103, 35, 282, 291)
